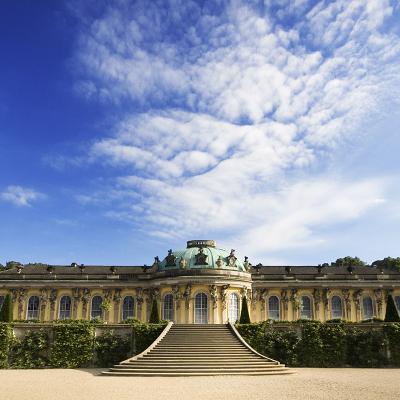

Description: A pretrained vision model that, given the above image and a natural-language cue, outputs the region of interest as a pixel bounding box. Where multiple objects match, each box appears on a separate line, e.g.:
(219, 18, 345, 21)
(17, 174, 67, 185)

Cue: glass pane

(91, 296, 103, 319)
(0, 296, 4, 311)
(395, 296, 400, 313)
(268, 296, 280, 320)
(163, 294, 174, 321)
(228, 294, 239, 322)
(300, 296, 312, 319)
(362, 297, 374, 319)
(123, 296, 134, 320)
(59, 296, 71, 320)
(331, 296, 343, 319)
(195, 293, 208, 324)
(27, 296, 40, 320)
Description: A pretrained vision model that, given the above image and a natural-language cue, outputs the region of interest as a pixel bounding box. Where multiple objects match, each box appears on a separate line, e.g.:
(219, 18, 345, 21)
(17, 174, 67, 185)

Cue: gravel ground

(0, 368, 399, 400)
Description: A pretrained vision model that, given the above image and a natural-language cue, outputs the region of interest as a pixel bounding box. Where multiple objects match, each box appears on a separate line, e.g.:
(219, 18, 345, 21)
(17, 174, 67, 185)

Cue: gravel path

(0, 368, 399, 400)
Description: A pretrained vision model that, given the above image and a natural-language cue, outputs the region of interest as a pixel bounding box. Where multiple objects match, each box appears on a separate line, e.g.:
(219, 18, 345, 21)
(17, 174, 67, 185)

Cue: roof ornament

(179, 257, 187, 269)
(285, 266, 292, 275)
(227, 249, 237, 267)
(252, 263, 262, 274)
(216, 255, 224, 268)
(195, 246, 208, 265)
(165, 249, 177, 267)
(109, 266, 117, 275)
(79, 264, 85, 273)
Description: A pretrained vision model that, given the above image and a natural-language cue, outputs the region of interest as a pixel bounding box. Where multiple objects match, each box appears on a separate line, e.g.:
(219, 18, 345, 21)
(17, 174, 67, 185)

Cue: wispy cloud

(0, 185, 45, 207)
(66, 0, 400, 256)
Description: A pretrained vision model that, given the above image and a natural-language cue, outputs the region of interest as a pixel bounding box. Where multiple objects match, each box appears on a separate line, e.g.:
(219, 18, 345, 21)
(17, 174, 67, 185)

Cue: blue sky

(1, 0, 400, 266)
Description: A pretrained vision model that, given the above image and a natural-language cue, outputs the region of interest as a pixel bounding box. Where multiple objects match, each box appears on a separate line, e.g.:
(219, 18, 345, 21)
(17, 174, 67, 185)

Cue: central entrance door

(194, 293, 208, 324)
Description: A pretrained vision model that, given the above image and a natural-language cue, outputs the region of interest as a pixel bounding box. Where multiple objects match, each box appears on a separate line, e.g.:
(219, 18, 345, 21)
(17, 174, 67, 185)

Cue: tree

(239, 296, 250, 324)
(372, 257, 400, 272)
(149, 298, 160, 323)
(0, 294, 13, 322)
(5, 261, 22, 270)
(331, 256, 366, 267)
(384, 295, 400, 322)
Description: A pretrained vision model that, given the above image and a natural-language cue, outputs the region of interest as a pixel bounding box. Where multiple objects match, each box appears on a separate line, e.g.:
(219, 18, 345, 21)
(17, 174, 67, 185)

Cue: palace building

(1, 240, 399, 324)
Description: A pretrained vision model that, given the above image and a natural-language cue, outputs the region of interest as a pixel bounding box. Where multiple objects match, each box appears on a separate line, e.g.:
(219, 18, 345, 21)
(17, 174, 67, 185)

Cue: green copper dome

(158, 240, 249, 272)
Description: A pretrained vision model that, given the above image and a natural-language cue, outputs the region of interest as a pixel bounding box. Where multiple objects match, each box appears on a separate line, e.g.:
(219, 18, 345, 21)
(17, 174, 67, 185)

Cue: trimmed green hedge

(50, 322, 95, 368)
(236, 321, 400, 367)
(0, 320, 167, 369)
(0, 323, 12, 368)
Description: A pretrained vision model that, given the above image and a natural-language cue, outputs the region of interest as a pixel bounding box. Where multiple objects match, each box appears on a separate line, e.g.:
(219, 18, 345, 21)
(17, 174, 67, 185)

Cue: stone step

(116, 362, 279, 368)
(103, 323, 292, 376)
(103, 370, 293, 377)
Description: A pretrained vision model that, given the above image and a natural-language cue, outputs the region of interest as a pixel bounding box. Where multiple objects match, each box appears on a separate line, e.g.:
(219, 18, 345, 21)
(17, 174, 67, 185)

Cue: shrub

(239, 297, 251, 324)
(130, 320, 167, 354)
(385, 296, 400, 322)
(149, 299, 160, 323)
(95, 330, 131, 367)
(346, 328, 388, 367)
(0, 323, 12, 368)
(0, 295, 13, 322)
(9, 329, 49, 368)
(385, 323, 400, 366)
(50, 321, 95, 368)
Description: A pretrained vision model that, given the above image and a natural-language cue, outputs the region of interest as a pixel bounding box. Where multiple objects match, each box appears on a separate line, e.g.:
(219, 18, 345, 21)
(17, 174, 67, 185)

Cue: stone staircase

(103, 324, 293, 376)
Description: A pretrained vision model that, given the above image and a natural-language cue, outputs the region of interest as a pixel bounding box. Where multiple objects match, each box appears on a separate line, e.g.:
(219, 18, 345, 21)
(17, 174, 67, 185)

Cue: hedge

(236, 321, 400, 367)
(0, 320, 167, 369)
(0, 323, 12, 368)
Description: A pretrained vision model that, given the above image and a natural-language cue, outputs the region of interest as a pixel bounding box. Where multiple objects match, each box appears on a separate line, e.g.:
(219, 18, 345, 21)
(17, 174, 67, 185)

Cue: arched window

(228, 293, 239, 323)
(194, 293, 208, 324)
(163, 294, 174, 321)
(122, 296, 134, 320)
(59, 296, 71, 320)
(362, 296, 374, 320)
(0, 295, 4, 312)
(395, 296, 400, 313)
(91, 296, 103, 319)
(268, 296, 280, 320)
(331, 296, 343, 319)
(27, 296, 40, 320)
(300, 296, 312, 320)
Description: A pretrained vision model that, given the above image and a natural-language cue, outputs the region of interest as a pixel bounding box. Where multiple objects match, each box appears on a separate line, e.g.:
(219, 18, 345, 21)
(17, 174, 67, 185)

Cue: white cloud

(67, 0, 400, 255)
(0, 185, 45, 207)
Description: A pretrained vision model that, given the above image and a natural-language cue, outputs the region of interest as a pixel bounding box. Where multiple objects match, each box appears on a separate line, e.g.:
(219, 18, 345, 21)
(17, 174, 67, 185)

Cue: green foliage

(130, 320, 166, 354)
(385, 323, 400, 365)
(331, 256, 366, 267)
(5, 261, 22, 270)
(95, 330, 131, 367)
(237, 321, 391, 367)
(149, 299, 160, 323)
(384, 296, 400, 322)
(239, 296, 251, 324)
(346, 328, 388, 367)
(0, 323, 12, 368)
(50, 321, 95, 368)
(0, 295, 13, 322)
(9, 329, 49, 368)
(372, 257, 400, 272)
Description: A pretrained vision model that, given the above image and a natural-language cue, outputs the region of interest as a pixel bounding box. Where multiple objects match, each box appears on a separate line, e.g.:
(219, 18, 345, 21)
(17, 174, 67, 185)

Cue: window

(163, 294, 174, 321)
(27, 296, 40, 320)
(59, 296, 71, 320)
(228, 293, 239, 323)
(194, 293, 208, 324)
(300, 296, 313, 319)
(0, 296, 4, 312)
(91, 296, 103, 319)
(395, 296, 400, 313)
(362, 296, 374, 320)
(331, 296, 343, 319)
(268, 296, 280, 320)
(122, 296, 134, 320)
